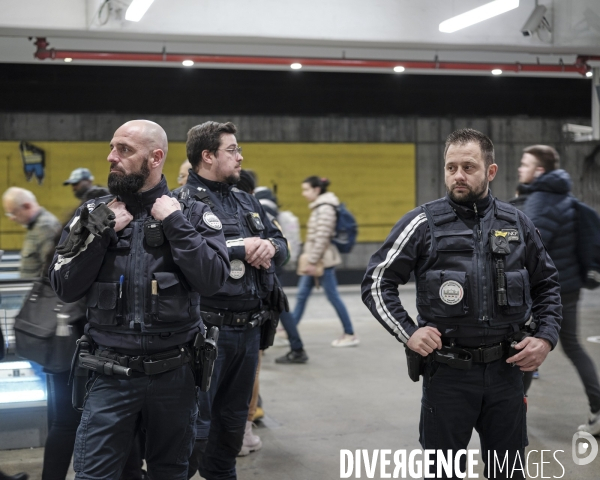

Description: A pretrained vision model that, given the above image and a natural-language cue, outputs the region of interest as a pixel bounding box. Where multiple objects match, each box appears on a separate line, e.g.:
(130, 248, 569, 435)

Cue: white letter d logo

(572, 432, 598, 466)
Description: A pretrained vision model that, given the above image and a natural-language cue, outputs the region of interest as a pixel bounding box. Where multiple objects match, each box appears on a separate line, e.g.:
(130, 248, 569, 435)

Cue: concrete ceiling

(0, 0, 599, 76)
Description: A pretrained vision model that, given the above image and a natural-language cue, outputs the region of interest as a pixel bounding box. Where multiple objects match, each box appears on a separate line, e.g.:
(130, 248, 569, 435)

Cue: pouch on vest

(151, 272, 196, 323)
(498, 269, 532, 316)
(220, 217, 241, 238)
(426, 270, 469, 318)
(86, 282, 119, 326)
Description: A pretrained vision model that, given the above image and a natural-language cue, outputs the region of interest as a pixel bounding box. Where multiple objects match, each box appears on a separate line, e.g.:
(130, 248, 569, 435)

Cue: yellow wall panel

(0, 141, 414, 250)
(240, 143, 415, 242)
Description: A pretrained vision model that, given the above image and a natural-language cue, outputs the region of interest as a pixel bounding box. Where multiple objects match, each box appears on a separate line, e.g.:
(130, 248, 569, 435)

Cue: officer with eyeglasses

(179, 121, 289, 480)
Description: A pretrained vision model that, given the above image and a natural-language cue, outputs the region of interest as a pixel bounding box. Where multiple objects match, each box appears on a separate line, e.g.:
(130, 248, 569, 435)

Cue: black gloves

(81, 203, 116, 237)
(56, 210, 92, 258)
(56, 204, 116, 258)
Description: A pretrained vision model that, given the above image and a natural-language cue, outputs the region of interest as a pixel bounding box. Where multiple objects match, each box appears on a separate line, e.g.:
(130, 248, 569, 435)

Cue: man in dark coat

(520, 144, 600, 435)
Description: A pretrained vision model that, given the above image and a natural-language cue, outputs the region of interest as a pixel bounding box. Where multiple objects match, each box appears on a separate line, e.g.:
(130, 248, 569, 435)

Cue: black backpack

(573, 198, 600, 289)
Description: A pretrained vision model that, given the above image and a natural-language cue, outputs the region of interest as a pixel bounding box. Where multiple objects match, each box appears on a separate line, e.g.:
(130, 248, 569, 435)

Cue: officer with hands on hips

(362, 129, 562, 479)
(50, 120, 230, 480)
(180, 121, 289, 480)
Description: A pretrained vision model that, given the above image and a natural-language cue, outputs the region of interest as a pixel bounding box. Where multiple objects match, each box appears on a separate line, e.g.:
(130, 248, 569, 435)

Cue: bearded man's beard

(447, 177, 488, 204)
(108, 160, 150, 196)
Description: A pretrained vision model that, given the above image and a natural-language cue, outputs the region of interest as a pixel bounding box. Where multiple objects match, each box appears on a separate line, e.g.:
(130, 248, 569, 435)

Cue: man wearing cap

(64, 168, 109, 202)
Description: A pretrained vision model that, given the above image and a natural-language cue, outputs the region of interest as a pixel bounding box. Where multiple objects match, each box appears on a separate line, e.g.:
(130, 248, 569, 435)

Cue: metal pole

(593, 67, 600, 141)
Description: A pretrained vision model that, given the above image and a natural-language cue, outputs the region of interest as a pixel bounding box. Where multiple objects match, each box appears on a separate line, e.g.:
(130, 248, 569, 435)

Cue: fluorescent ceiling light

(182, 60, 194, 67)
(439, 0, 519, 33)
(125, 0, 155, 22)
(393, 66, 405, 73)
(492, 69, 503, 75)
(64, 58, 73, 63)
(291, 63, 302, 70)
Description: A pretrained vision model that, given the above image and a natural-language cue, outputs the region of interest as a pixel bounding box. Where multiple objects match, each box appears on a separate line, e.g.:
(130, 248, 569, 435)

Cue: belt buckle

(481, 344, 501, 363)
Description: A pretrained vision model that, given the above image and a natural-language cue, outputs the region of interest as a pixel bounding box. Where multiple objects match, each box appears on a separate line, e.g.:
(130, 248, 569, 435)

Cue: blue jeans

(293, 267, 354, 335)
(279, 309, 304, 351)
(192, 325, 261, 480)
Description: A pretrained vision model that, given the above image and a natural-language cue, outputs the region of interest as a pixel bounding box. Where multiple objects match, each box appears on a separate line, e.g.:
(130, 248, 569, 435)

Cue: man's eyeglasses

(218, 146, 242, 155)
(4, 205, 22, 219)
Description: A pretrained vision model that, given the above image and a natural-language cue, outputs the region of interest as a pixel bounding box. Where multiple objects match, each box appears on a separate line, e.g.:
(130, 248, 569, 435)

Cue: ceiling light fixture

(492, 69, 503, 75)
(125, 0, 155, 22)
(64, 58, 73, 63)
(439, 0, 519, 33)
(182, 60, 194, 67)
(393, 66, 405, 73)
(290, 63, 302, 70)
(586, 71, 593, 78)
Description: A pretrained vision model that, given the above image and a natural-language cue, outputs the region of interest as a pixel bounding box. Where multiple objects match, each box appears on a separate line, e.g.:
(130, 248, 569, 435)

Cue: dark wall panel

(0, 63, 591, 117)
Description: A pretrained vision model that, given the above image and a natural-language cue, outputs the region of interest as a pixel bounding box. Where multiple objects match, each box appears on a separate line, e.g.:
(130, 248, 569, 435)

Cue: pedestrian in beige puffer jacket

(303, 190, 342, 269)
(292, 176, 359, 348)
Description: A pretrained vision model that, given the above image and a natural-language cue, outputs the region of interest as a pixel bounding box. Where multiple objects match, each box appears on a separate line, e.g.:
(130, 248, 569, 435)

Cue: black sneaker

(276, 349, 308, 364)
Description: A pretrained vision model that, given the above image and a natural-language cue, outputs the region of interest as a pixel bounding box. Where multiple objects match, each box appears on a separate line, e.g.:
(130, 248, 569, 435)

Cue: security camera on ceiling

(521, 4, 551, 37)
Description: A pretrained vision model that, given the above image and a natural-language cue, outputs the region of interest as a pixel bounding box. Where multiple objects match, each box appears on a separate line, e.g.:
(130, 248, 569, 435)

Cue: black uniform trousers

(188, 324, 261, 480)
(73, 364, 198, 480)
(420, 358, 527, 480)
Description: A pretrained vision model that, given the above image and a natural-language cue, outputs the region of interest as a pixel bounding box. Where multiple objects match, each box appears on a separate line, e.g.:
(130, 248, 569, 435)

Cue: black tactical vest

(180, 184, 275, 302)
(84, 195, 202, 336)
(415, 197, 532, 329)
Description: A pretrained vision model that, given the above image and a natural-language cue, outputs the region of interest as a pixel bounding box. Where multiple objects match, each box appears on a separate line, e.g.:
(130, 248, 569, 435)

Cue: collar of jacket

(187, 170, 231, 196)
(528, 169, 572, 195)
(445, 191, 493, 219)
(26, 207, 44, 230)
(118, 175, 170, 215)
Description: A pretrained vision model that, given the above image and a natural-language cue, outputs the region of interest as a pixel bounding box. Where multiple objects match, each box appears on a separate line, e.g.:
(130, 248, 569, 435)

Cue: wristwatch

(267, 238, 280, 254)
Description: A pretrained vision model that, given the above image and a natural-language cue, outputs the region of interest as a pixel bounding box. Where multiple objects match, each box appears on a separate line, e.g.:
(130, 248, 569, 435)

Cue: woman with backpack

(291, 176, 358, 347)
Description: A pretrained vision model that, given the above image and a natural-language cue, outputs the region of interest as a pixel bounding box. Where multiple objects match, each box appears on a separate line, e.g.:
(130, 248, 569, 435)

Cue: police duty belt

(80, 346, 193, 376)
(434, 343, 505, 370)
(201, 308, 270, 328)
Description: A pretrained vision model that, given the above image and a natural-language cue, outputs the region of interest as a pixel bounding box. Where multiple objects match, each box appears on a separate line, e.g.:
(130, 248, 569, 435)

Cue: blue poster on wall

(19, 141, 46, 185)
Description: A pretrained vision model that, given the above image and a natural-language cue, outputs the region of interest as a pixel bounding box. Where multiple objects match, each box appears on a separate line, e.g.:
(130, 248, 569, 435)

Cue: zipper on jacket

(130, 219, 146, 332)
(473, 202, 488, 323)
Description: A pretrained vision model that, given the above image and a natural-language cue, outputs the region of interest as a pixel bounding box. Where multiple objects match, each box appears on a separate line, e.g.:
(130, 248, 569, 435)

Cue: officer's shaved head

(118, 120, 169, 160)
(108, 120, 169, 194)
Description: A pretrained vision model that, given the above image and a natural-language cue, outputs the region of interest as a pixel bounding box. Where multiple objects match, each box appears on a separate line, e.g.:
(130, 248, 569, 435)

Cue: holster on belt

(259, 311, 278, 350)
(508, 329, 532, 360)
(193, 327, 219, 392)
(260, 282, 288, 350)
(404, 345, 427, 382)
(69, 335, 93, 412)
